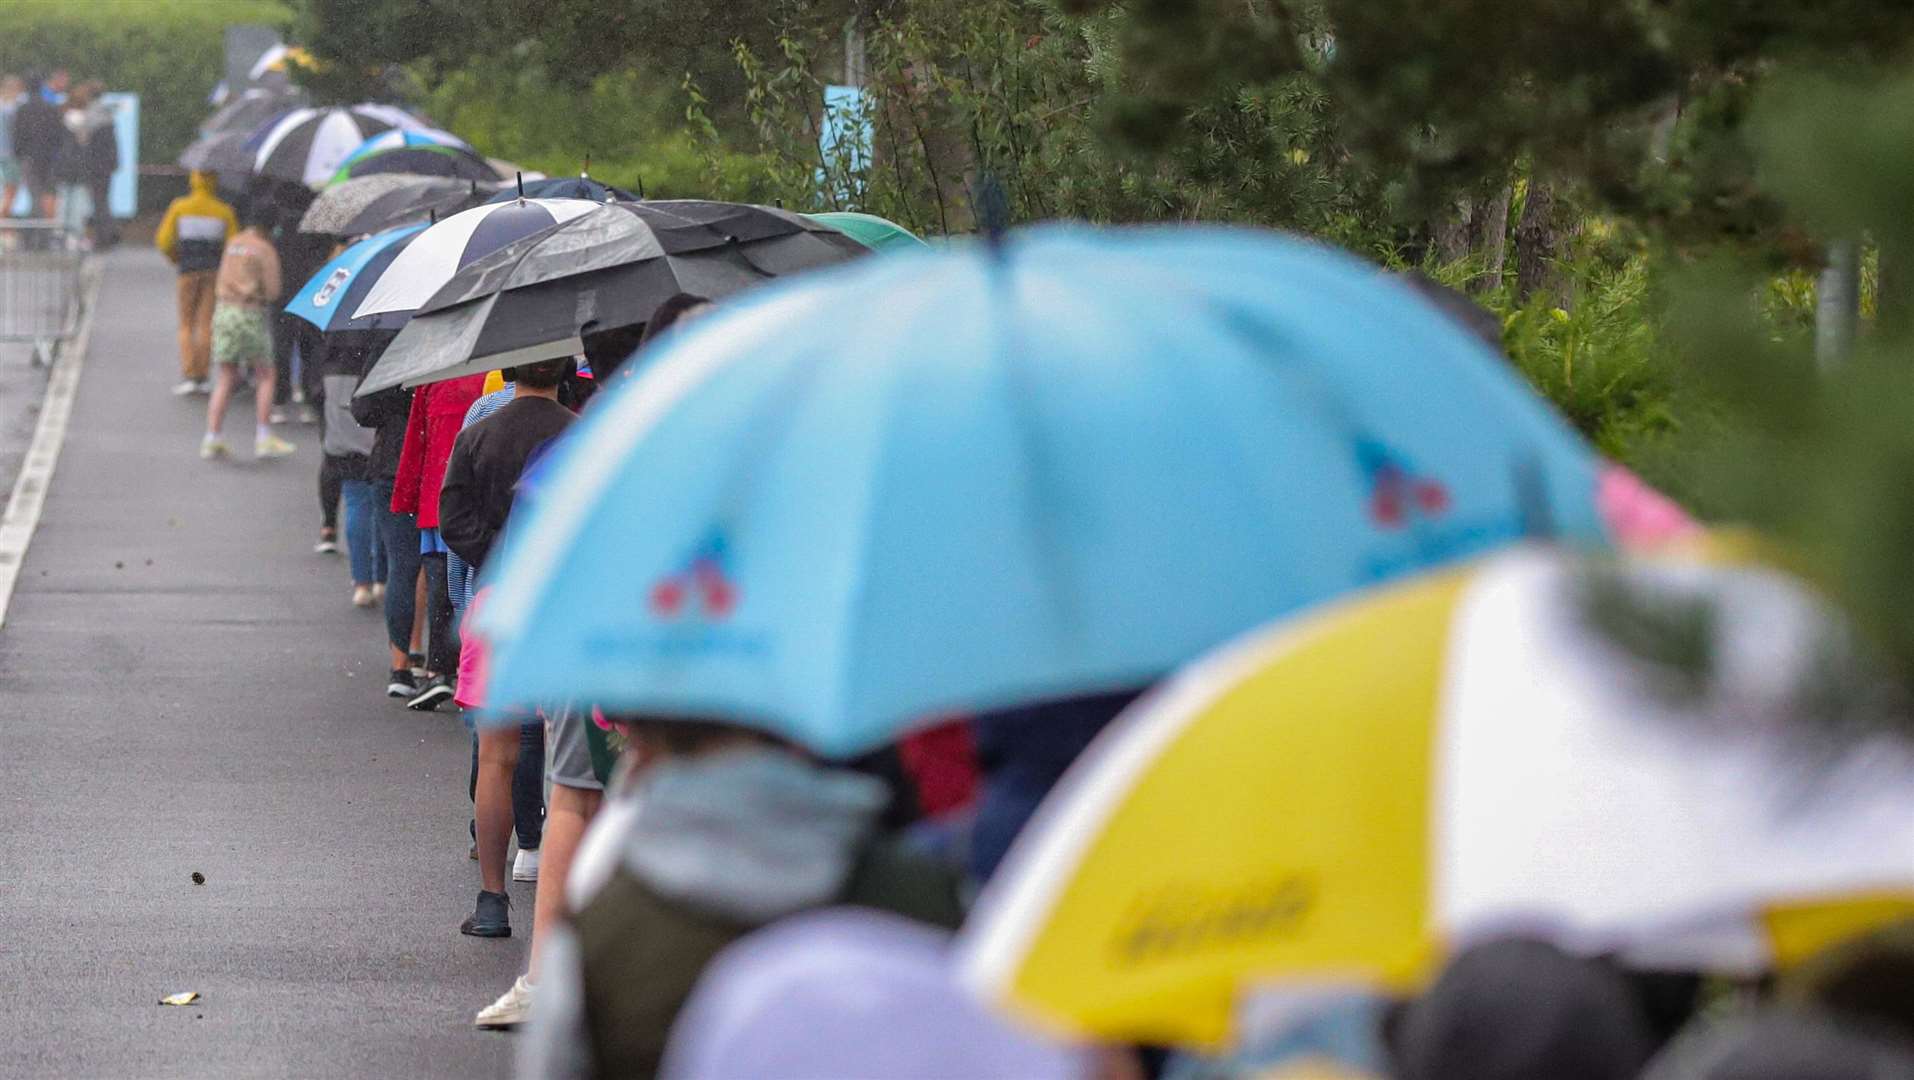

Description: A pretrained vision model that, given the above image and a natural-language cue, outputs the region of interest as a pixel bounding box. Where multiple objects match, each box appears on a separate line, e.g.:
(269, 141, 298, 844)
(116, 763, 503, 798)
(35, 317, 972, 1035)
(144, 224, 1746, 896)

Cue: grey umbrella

(299, 174, 496, 235)
(357, 200, 867, 394)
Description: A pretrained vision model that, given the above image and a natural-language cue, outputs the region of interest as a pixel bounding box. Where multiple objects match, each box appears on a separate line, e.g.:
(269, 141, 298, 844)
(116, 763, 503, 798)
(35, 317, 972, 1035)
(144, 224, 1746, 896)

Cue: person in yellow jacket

(155, 171, 237, 396)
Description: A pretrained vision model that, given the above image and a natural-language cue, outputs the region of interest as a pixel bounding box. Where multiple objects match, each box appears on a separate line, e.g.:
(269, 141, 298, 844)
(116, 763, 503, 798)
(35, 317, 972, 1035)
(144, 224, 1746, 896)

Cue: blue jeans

(341, 479, 384, 586)
(370, 479, 421, 658)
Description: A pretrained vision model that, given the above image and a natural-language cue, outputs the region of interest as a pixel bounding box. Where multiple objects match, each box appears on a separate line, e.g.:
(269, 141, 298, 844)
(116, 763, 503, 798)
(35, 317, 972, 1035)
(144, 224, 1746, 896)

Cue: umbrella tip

(975, 171, 1012, 256)
(429, 207, 437, 225)
(516, 170, 525, 202)
(581, 155, 591, 178)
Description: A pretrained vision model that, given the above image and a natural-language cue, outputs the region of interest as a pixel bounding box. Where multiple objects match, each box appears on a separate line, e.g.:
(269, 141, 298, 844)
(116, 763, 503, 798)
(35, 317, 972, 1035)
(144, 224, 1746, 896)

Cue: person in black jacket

(437, 357, 575, 941)
(438, 358, 576, 573)
(11, 78, 65, 219)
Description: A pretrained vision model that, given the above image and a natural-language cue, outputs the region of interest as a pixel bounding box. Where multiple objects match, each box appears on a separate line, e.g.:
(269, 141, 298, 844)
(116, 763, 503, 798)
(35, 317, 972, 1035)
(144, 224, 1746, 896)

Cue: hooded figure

(1385, 938, 1657, 1080)
(521, 734, 964, 1080)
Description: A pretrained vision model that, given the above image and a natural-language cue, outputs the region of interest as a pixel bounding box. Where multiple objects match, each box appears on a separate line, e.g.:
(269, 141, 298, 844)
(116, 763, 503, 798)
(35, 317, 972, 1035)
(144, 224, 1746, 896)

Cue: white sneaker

(512, 848, 541, 883)
(352, 585, 376, 608)
(171, 379, 200, 397)
(474, 975, 534, 1029)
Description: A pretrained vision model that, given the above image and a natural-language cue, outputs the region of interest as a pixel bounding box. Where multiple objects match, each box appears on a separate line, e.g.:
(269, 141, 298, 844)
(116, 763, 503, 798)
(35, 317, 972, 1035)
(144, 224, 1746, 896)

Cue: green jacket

(568, 840, 962, 1079)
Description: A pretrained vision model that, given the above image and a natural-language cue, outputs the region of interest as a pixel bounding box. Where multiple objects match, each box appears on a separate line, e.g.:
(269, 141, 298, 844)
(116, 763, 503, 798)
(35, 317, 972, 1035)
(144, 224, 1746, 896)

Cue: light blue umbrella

(285, 223, 426, 331)
(474, 225, 1612, 756)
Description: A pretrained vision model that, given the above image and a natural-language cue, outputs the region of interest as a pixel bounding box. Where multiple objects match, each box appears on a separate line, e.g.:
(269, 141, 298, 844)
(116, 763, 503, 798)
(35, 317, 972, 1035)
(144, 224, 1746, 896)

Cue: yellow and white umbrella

(955, 546, 1914, 1050)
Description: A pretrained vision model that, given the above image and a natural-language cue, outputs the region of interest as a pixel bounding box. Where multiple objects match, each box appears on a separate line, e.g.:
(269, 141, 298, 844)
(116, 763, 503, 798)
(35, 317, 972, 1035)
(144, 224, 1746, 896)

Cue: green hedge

(0, 0, 291, 165)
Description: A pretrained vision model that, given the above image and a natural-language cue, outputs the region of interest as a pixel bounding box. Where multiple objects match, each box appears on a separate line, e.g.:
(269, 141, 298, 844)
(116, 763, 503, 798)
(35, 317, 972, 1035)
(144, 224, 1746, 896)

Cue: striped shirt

(448, 385, 517, 613)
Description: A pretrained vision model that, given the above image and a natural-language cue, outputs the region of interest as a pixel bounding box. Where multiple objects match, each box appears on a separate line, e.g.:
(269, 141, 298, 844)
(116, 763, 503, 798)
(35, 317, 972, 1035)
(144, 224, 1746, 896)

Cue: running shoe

(407, 675, 455, 712)
(255, 434, 296, 459)
(512, 848, 540, 883)
(198, 438, 229, 460)
(352, 585, 376, 608)
(386, 669, 418, 698)
(170, 379, 200, 397)
(314, 535, 340, 555)
(474, 975, 534, 1029)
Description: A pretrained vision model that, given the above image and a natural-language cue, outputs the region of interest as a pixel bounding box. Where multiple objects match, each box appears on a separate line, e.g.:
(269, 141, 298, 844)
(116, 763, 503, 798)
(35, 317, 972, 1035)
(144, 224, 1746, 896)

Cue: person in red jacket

(391, 373, 486, 710)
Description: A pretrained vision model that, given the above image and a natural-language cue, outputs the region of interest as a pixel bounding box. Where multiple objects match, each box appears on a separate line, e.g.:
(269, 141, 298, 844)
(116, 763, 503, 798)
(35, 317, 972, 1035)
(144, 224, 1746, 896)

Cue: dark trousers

(468, 716, 546, 851)
(370, 479, 421, 658)
(273, 314, 321, 406)
(420, 552, 458, 676)
(85, 178, 116, 247)
(318, 454, 345, 532)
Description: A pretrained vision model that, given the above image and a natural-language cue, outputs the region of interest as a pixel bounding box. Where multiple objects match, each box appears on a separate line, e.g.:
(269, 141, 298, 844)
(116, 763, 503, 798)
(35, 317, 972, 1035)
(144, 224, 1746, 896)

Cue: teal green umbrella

(808, 211, 928, 253)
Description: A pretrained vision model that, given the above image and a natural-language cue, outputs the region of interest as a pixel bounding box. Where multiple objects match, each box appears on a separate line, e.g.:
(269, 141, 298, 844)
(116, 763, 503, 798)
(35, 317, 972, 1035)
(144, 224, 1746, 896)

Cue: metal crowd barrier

(0, 220, 86, 367)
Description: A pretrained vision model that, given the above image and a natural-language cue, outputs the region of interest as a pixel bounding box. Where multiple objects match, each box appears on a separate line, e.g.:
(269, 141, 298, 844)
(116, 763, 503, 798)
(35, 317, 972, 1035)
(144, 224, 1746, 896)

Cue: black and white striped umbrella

(347, 197, 600, 331)
(249, 104, 430, 187)
(356, 200, 866, 394)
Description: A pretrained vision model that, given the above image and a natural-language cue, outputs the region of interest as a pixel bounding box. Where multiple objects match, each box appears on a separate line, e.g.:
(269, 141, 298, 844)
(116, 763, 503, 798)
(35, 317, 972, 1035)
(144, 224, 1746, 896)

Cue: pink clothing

(1598, 465, 1699, 550)
(454, 587, 493, 711)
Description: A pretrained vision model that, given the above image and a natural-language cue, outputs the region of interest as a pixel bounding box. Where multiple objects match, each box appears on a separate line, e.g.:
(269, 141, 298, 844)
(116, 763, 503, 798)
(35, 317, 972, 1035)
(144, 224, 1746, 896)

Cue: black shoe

(385, 669, 417, 698)
(408, 675, 455, 712)
(461, 890, 510, 938)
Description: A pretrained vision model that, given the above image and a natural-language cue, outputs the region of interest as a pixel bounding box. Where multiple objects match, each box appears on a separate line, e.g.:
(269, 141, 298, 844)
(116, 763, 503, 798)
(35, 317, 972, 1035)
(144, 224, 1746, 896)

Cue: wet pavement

(0, 249, 526, 1078)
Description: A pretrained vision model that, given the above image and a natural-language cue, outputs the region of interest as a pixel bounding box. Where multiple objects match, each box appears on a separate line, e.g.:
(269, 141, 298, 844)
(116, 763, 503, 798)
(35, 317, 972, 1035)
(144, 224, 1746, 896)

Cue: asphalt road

(0, 249, 526, 1079)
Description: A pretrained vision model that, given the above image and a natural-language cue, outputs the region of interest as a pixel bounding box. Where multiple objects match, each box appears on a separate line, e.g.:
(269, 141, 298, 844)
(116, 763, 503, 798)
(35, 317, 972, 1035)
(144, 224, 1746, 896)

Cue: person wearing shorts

(203, 198, 295, 461)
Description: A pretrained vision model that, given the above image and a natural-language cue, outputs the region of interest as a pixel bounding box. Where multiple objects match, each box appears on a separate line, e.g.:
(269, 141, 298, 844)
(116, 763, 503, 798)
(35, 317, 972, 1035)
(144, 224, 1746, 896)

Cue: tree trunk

(1431, 198, 1473, 268)
(1514, 177, 1561, 305)
(1816, 239, 1860, 370)
(1470, 179, 1513, 293)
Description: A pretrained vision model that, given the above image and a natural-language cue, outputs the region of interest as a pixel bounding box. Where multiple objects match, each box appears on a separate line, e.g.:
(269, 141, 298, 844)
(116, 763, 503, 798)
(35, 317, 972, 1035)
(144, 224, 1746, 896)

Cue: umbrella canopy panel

(251, 104, 429, 187)
(484, 176, 638, 204)
(358, 200, 866, 394)
(348, 197, 600, 329)
(330, 144, 501, 187)
(318, 176, 499, 238)
(955, 547, 1914, 1047)
(808, 211, 930, 253)
(469, 224, 1615, 755)
(285, 223, 427, 331)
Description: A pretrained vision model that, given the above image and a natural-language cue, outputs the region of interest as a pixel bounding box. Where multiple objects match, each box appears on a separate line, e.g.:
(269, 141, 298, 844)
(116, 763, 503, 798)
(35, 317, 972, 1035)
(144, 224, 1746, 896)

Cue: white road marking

(0, 261, 103, 628)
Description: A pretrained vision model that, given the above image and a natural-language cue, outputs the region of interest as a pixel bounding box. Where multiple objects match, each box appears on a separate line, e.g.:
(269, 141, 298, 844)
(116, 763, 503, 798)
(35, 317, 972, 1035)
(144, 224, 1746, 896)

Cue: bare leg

(205, 364, 238, 436)
(528, 784, 602, 978)
(411, 570, 427, 657)
(254, 360, 276, 428)
(474, 726, 522, 894)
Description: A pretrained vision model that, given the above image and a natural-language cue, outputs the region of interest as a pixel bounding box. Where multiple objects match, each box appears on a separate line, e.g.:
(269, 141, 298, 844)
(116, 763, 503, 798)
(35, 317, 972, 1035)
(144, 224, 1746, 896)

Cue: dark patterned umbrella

(358, 200, 866, 393)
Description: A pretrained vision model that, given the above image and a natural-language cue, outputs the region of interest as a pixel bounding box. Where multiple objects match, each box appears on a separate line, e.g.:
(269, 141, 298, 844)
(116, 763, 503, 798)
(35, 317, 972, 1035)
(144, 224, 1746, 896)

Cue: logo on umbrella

(649, 534, 739, 620)
(1359, 442, 1450, 530)
(311, 267, 350, 307)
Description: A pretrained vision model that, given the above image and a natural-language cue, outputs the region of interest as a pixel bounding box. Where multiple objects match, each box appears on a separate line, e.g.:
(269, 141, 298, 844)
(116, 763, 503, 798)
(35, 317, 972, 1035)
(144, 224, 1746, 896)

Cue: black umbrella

(360, 200, 866, 393)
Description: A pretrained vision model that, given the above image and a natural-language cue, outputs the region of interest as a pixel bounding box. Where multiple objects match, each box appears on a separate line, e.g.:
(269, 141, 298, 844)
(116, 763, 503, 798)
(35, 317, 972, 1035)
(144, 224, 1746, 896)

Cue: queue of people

(160, 85, 1914, 1080)
(0, 69, 119, 248)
